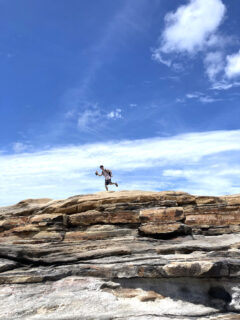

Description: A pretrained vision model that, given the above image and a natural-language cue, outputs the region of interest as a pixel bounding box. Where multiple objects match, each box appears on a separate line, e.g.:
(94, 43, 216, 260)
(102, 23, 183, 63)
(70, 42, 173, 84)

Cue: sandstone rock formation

(0, 190, 240, 319)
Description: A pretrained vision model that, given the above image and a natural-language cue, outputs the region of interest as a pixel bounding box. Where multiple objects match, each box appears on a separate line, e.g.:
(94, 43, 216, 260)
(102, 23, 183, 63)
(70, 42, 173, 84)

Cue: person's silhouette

(95, 165, 118, 191)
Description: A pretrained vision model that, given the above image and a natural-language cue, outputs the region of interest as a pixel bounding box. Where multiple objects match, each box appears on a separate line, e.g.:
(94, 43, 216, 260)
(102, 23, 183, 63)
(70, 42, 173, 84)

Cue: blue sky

(1, 0, 240, 205)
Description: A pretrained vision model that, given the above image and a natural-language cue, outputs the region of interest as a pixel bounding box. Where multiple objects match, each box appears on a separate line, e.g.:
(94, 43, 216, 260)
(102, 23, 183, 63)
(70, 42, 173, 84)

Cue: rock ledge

(0, 190, 240, 319)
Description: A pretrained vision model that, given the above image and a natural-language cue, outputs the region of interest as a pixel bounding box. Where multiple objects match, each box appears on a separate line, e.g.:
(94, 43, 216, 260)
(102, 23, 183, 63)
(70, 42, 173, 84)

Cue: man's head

(100, 165, 104, 170)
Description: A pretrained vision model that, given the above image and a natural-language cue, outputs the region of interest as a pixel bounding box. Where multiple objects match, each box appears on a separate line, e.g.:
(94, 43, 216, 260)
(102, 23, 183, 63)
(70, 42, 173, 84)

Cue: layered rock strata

(0, 191, 240, 319)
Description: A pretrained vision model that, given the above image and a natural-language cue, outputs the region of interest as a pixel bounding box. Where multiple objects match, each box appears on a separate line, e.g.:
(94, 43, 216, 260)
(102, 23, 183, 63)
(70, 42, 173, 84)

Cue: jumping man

(95, 165, 118, 191)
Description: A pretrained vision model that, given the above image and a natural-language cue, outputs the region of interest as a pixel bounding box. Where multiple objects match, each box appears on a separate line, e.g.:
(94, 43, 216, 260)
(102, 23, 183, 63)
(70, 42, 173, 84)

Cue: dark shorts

(105, 179, 112, 185)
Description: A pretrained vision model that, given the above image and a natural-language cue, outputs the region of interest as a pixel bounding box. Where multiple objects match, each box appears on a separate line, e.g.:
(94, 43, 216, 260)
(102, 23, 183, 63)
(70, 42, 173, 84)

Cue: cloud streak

(107, 108, 123, 120)
(1, 130, 240, 206)
(183, 92, 222, 104)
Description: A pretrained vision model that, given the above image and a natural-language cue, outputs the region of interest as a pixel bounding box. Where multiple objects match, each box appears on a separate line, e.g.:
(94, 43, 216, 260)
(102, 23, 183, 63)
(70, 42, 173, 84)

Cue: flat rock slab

(0, 276, 224, 320)
(0, 190, 240, 319)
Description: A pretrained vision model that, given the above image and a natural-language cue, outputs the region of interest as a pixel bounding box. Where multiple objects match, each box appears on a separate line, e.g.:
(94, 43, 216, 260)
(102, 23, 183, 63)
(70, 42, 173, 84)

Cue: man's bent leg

(109, 182, 118, 187)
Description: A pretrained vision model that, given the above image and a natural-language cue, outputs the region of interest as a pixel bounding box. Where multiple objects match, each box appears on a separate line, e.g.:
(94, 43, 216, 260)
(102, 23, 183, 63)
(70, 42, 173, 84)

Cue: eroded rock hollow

(0, 190, 240, 319)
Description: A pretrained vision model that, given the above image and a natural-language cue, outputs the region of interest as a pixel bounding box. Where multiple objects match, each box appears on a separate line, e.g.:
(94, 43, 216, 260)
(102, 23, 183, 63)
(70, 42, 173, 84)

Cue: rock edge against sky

(0, 190, 240, 319)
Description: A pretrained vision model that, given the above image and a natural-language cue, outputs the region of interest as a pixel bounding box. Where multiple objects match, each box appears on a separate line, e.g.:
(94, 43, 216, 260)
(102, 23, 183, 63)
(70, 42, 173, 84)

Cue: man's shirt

(102, 170, 111, 180)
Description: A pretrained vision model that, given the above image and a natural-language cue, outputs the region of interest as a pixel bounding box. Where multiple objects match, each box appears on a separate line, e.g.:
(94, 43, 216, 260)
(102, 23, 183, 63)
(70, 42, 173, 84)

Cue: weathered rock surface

(0, 190, 240, 319)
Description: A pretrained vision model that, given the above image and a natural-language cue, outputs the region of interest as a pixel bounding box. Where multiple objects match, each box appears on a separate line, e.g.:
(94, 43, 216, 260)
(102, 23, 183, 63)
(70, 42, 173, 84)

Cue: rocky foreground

(1, 191, 240, 319)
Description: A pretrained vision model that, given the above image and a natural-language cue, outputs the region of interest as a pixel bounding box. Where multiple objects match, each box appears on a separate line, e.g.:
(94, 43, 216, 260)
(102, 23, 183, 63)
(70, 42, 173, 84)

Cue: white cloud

(162, 167, 240, 195)
(1, 130, 240, 206)
(225, 50, 240, 78)
(152, 51, 172, 66)
(107, 108, 122, 120)
(12, 142, 30, 153)
(77, 107, 101, 132)
(153, 0, 240, 89)
(156, 0, 225, 55)
(65, 103, 123, 132)
(199, 96, 220, 103)
(152, 0, 240, 89)
(176, 98, 185, 103)
(204, 51, 225, 82)
(65, 110, 75, 119)
(211, 81, 240, 90)
(163, 169, 183, 177)
(185, 92, 220, 103)
(186, 93, 201, 99)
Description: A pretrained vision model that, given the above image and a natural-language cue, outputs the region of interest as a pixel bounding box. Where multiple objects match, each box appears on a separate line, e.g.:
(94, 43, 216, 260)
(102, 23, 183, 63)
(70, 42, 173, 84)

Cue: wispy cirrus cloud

(77, 106, 101, 132)
(1, 130, 240, 206)
(65, 102, 124, 135)
(199, 96, 221, 103)
(204, 51, 225, 82)
(186, 93, 201, 99)
(12, 142, 31, 153)
(107, 108, 123, 120)
(56, 1, 150, 140)
(176, 92, 222, 104)
(61, 0, 150, 112)
(211, 81, 240, 90)
(64, 102, 103, 134)
(185, 92, 222, 103)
